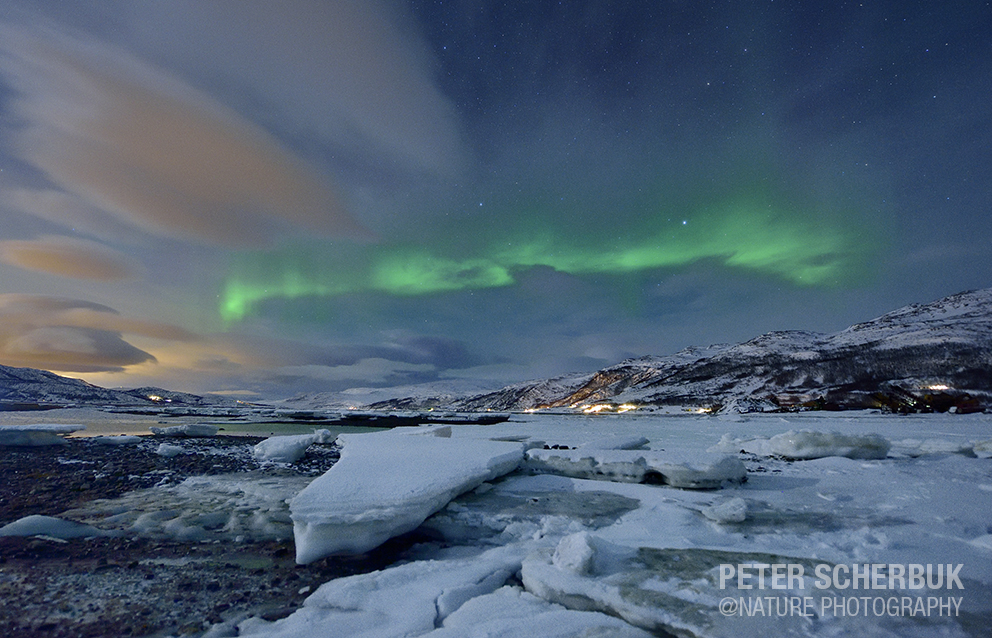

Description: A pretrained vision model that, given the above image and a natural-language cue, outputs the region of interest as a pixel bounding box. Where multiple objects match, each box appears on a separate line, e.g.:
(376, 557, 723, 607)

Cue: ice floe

(150, 423, 219, 437)
(710, 429, 891, 459)
(237, 545, 527, 638)
(155, 443, 185, 457)
(423, 585, 654, 638)
(577, 435, 650, 451)
(90, 435, 143, 445)
(289, 426, 524, 562)
(0, 423, 83, 446)
(975, 439, 992, 458)
(0, 514, 113, 539)
(522, 534, 967, 638)
(701, 496, 748, 523)
(525, 447, 747, 488)
(253, 429, 334, 464)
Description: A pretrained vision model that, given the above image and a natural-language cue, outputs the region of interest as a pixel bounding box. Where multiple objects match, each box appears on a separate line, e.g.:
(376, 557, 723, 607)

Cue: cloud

(0, 235, 141, 280)
(0, 188, 150, 245)
(0, 295, 196, 372)
(275, 359, 435, 385)
(2, 326, 153, 373)
(0, 22, 364, 246)
(115, 0, 465, 177)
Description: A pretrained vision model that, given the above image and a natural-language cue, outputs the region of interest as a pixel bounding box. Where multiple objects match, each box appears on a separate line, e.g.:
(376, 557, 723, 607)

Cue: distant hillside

(6, 288, 990, 415)
(0, 365, 229, 411)
(361, 288, 992, 414)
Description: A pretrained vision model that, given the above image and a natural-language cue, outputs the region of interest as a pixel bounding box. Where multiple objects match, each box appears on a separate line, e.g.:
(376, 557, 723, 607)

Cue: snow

(0, 515, 113, 539)
(253, 429, 334, 463)
(710, 429, 891, 459)
(0, 423, 84, 446)
(149, 423, 219, 437)
(289, 426, 525, 563)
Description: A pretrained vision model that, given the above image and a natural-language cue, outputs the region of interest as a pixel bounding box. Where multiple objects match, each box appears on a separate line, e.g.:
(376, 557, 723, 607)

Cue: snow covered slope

(366, 288, 992, 413)
(0, 364, 231, 409)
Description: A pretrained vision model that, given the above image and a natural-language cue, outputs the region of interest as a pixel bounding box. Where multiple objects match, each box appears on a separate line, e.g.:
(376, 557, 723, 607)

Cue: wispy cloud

(0, 295, 196, 372)
(115, 0, 466, 177)
(0, 23, 363, 246)
(0, 235, 141, 280)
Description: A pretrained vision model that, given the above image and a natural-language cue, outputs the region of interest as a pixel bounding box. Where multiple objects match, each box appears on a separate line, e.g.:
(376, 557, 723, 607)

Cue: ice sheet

(289, 426, 524, 562)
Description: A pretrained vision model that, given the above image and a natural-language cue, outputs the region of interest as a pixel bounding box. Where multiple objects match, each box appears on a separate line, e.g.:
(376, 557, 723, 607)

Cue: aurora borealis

(221, 196, 868, 323)
(0, 1, 989, 397)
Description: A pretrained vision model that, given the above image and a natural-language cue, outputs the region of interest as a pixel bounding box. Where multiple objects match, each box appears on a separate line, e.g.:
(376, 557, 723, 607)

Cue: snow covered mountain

(367, 288, 992, 413)
(0, 365, 229, 410)
(4, 288, 989, 414)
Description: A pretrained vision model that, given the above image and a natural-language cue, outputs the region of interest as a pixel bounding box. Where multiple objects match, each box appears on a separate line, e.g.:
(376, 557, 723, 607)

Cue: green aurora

(220, 196, 873, 323)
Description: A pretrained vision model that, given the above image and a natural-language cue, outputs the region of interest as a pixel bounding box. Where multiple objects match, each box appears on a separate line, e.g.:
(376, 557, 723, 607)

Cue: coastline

(0, 434, 386, 637)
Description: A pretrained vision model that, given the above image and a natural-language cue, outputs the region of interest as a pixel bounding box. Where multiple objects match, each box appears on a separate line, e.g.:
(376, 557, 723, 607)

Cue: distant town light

(581, 404, 613, 413)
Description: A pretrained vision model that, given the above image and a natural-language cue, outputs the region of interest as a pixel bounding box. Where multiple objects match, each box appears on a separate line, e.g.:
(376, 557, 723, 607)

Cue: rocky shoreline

(0, 435, 423, 637)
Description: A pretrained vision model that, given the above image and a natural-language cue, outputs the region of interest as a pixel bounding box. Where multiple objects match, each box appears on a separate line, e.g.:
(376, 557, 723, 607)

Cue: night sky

(0, 0, 989, 399)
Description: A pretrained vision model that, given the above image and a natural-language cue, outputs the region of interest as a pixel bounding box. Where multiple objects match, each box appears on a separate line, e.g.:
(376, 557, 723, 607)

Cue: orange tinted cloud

(1, 25, 365, 246)
(0, 295, 197, 373)
(121, 0, 465, 176)
(0, 235, 140, 280)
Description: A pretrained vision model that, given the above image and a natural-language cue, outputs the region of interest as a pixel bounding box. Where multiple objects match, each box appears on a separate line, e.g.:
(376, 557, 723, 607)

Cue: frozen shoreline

(1, 411, 991, 637)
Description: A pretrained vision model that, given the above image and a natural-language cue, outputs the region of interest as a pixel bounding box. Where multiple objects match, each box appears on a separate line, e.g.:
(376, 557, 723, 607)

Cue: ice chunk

(253, 429, 333, 463)
(428, 585, 654, 638)
(90, 435, 142, 445)
(150, 423, 219, 437)
(975, 439, 992, 459)
(65, 473, 310, 543)
(702, 496, 747, 523)
(971, 534, 992, 551)
(525, 448, 746, 488)
(0, 514, 111, 539)
(156, 443, 184, 457)
(234, 545, 526, 638)
(0, 424, 84, 446)
(890, 438, 975, 457)
(549, 530, 631, 575)
(552, 530, 598, 575)
(710, 429, 890, 460)
(289, 429, 524, 562)
(578, 435, 650, 451)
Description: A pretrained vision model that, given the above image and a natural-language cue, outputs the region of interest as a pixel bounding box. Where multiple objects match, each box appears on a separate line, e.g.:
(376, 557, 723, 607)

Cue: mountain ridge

(1, 288, 989, 414)
(0, 365, 231, 411)
(362, 287, 992, 413)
